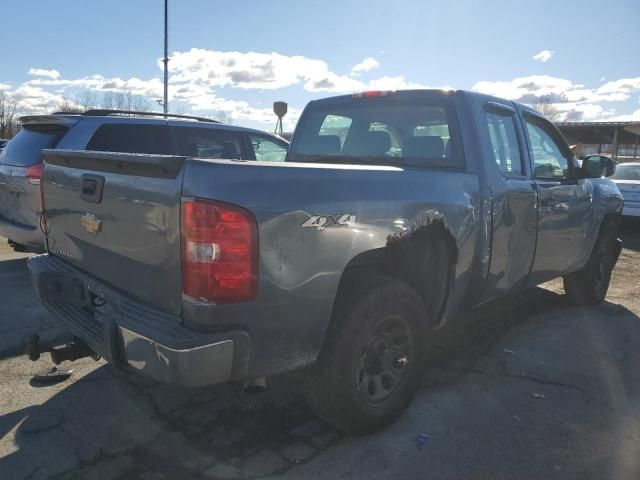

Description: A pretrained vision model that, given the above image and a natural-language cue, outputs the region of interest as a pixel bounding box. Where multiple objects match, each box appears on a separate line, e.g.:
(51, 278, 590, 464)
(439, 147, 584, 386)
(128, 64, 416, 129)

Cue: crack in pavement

(467, 368, 615, 411)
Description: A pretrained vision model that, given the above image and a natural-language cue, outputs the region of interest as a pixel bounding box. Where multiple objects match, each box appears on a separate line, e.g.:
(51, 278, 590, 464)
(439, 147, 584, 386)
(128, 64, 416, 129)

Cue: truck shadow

(0, 257, 29, 274)
(3, 285, 637, 479)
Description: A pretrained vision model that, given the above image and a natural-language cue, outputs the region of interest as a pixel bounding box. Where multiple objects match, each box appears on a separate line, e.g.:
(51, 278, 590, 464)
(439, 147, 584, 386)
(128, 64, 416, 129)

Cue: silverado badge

(80, 213, 102, 235)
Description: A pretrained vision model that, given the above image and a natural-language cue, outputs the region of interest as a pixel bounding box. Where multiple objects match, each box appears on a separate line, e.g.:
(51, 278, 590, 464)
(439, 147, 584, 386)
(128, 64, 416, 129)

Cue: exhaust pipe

(243, 377, 266, 394)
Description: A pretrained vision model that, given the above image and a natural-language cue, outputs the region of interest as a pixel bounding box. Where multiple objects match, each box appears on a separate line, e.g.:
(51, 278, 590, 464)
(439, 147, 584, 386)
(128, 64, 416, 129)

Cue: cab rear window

(289, 94, 464, 168)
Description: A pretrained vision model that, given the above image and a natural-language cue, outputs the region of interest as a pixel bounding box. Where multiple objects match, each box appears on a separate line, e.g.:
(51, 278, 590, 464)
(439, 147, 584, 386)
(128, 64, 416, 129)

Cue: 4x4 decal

(302, 214, 356, 231)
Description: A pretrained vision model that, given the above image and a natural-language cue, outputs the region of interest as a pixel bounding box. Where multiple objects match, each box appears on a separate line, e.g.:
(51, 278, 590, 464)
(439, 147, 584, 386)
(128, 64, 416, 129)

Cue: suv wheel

(304, 276, 428, 434)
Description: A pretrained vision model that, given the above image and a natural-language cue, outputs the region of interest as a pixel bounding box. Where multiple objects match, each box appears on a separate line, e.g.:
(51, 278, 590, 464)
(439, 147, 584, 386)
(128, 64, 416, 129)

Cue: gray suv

(0, 110, 288, 252)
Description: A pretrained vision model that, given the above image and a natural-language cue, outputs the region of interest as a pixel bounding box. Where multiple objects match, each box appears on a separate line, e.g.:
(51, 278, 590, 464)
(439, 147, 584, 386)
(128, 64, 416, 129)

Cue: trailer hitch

(24, 334, 100, 365)
(24, 334, 101, 383)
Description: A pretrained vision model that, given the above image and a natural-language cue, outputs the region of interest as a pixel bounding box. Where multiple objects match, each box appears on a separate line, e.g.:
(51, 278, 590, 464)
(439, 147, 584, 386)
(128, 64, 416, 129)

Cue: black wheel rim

(355, 314, 413, 407)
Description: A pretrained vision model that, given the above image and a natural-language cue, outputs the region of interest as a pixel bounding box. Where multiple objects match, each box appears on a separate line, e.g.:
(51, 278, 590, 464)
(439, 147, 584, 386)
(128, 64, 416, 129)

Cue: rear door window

(485, 111, 523, 176)
(0, 127, 66, 166)
(86, 124, 171, 154)
(174, 127, 244, 159)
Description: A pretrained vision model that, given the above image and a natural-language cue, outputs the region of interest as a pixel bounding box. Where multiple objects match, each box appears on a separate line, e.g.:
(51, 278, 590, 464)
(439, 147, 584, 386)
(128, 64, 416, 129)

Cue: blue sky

(2, 0, 639, 129)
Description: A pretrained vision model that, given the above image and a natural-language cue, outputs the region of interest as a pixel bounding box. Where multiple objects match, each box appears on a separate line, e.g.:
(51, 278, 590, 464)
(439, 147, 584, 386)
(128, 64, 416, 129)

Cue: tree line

(0, 90, 153, 139)
(1, 89, 232, 140)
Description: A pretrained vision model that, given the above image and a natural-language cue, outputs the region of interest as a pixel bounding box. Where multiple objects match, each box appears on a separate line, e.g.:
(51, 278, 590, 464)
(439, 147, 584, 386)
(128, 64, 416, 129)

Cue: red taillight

(181, 198, 258, 304)
(352, 90, 395, 98)
(25, 163, 43, 185)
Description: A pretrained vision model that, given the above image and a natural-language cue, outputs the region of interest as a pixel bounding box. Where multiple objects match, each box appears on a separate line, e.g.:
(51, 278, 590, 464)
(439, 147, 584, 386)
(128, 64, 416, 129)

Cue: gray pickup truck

(28, 89, 623, 434)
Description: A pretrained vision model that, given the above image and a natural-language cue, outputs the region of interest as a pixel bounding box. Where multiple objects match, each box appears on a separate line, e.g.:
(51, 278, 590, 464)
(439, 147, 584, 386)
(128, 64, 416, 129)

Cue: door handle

(540, 198, 555, 207)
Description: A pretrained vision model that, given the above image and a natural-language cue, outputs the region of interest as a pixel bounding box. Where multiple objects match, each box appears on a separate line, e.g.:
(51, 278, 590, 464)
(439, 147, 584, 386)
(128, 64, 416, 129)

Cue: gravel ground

(1, 223, 639, 480)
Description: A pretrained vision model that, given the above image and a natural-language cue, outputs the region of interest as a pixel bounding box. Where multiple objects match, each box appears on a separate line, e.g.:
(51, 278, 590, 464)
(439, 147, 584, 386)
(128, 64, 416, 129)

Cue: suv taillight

(25, 163, 43, 185)
(181, 198, 258, 304)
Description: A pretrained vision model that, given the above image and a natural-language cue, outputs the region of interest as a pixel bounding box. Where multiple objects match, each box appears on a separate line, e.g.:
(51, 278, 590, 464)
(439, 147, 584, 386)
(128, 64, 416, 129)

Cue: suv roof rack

(51, 109, 220, 123)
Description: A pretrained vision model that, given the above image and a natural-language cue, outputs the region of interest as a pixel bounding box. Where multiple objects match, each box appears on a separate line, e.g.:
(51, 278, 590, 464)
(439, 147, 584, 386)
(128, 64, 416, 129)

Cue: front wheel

(563, 225, 619, 305)
(303, 277, 429, 434)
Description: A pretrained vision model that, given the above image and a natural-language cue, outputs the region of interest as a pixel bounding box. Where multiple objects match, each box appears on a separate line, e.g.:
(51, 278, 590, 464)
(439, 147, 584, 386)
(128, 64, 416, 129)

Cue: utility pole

(162, 0, 169, 115)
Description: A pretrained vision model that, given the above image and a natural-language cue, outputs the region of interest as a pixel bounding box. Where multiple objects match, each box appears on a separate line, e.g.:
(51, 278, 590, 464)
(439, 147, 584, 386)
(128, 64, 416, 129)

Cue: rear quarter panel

(181, 159, 481, 377)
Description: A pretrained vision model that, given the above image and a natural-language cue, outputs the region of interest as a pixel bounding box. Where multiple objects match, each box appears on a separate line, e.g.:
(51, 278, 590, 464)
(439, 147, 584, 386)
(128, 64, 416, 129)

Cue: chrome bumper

(119, 327, 234, 386)
(28, 254, 251, 387)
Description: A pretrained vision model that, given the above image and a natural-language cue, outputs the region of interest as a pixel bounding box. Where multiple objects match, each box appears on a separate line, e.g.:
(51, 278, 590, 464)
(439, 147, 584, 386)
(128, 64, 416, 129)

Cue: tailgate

(42, 149, 187, 315)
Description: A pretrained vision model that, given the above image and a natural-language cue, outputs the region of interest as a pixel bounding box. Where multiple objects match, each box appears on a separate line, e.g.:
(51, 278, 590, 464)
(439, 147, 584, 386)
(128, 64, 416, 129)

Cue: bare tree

(100, 90, 151, 113)
(55, 94, 83, 113)
(73, 90, 98, 111)
(215, 111, 232, 124)
(101, 91, 115, 110)
(533, 95, 562, 120)
(0, 92, 19, 138)
(532, 94, 581, 122)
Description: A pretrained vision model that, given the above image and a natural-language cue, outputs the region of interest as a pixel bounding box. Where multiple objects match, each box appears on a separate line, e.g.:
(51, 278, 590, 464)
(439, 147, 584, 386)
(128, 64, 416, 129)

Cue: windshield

(288, 94, 464, 168)
(611, 164, 640, 180)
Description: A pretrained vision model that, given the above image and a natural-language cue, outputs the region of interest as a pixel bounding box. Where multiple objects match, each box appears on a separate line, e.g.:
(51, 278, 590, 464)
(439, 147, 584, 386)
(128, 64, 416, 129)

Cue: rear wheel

(563, 224, 618, 305)
(304, 277, 429, 434)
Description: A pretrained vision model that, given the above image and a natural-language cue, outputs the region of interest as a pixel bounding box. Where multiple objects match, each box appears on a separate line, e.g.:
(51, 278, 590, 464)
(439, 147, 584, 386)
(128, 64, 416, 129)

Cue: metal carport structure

(556, 121, 640, 161)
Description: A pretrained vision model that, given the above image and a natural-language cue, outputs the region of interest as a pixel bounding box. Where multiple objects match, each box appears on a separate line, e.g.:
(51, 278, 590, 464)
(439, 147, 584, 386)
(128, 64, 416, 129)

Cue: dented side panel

(181, 159, 480, 377)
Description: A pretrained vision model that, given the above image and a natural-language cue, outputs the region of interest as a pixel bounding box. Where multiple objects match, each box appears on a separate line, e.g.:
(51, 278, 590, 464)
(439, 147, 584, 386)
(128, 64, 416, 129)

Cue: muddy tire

(563, 224, 618, 305)
(303, 277, 429, 434)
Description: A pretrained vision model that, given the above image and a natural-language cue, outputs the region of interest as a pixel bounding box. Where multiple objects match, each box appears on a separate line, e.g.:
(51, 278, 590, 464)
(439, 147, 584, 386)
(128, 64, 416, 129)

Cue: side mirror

(582, 155, 616, 178)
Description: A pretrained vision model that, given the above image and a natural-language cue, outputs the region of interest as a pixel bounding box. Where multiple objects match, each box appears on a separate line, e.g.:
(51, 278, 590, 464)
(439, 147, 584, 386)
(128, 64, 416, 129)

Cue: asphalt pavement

(1, 230, 640, 480)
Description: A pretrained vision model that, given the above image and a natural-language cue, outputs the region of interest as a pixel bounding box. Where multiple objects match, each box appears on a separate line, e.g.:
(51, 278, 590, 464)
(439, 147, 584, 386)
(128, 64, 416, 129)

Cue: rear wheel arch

(327, 221, 458, 338)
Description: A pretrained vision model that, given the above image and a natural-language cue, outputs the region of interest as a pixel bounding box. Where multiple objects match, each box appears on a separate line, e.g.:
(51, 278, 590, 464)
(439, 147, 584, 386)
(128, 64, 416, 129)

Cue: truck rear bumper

(27, 254, 251, 387)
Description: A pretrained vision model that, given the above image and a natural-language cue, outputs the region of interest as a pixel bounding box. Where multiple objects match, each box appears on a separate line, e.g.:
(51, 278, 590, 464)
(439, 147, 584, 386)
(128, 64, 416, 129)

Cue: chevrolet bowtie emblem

(80, 213, 102, 235)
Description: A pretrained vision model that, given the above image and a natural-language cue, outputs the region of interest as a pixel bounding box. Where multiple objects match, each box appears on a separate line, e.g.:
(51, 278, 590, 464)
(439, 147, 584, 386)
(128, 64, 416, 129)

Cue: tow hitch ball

(24, 334, 100, 365)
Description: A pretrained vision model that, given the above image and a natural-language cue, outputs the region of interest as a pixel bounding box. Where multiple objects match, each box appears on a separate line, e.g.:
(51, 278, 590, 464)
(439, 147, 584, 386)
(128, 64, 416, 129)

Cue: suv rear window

(0, 127, 66, 166)
(86, 124, 171, 154)
(288, 94, 464, 168)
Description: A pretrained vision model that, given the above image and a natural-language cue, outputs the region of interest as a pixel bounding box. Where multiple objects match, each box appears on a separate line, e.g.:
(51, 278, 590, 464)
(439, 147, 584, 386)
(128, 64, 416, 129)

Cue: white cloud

(26, 74, 164, 98)
(351, 57, 380, 74)
(165, 48, 426, 94)
(607, 108, 640, 122)
(304, 73, 365, 92)
(6, 49, 640, 127)
(6, 49, 442, 122)
(597, 77, 640, 95)
(472, 74, 640, 121)
(28, 68, 61, 79)
(167, 48, 336, 91)
(8, 85, 64, 112)
(533, 50, 554, 63)
(473, 75, 573, 101)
